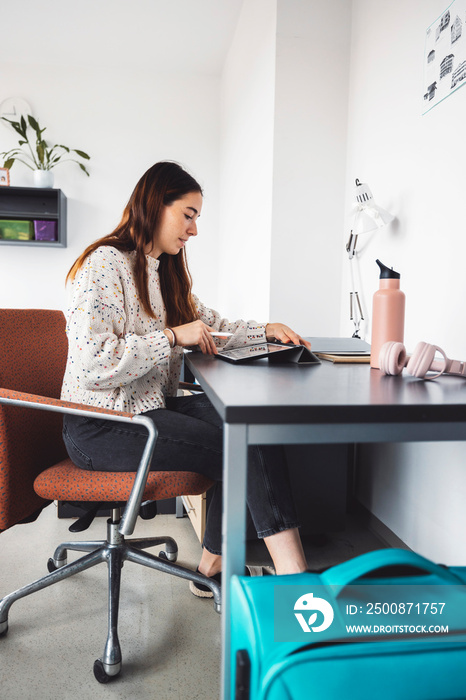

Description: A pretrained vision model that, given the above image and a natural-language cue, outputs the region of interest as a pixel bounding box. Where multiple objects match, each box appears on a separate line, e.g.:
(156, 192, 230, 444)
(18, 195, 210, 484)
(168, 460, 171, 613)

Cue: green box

(0, 219, 34, 240)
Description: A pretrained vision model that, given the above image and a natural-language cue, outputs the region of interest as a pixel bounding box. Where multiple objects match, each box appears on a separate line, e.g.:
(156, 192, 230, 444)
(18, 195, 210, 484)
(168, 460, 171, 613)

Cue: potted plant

(0, 114, 90, 188)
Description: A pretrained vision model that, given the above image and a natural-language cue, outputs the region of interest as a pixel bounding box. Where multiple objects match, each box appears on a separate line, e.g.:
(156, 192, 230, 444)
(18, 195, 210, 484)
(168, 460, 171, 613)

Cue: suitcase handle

(322, 548, 462, 596)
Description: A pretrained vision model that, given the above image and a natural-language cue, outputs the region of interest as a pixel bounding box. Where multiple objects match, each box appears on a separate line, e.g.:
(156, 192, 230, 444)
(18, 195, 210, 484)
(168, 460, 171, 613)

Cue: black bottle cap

(376, 259, 400, 279)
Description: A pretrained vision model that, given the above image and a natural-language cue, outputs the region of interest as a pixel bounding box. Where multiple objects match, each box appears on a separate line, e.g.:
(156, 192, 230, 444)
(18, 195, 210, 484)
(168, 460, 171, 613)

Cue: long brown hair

(66, 161, 202, 326)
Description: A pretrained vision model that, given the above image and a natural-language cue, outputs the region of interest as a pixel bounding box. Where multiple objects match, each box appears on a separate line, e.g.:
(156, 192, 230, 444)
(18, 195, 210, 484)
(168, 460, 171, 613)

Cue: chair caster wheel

(47, 557, 66, 572)
(159, 550, 177, 562)
(93, 659, 119, 683)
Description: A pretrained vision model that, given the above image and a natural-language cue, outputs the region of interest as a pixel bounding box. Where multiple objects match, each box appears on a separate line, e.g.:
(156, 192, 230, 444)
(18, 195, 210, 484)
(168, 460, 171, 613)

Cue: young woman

(61, 161, 308, 597)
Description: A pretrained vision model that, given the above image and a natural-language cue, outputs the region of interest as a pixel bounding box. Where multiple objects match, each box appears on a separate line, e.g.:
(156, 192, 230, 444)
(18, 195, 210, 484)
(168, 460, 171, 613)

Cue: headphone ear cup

(379, 341, 407, 375)
(407, 342, 448, 379)
(406, 342, 436, 378)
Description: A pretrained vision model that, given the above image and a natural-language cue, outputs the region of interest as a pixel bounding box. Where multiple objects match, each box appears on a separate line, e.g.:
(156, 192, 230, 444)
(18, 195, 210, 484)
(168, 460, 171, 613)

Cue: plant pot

(33, 170, 54, 188)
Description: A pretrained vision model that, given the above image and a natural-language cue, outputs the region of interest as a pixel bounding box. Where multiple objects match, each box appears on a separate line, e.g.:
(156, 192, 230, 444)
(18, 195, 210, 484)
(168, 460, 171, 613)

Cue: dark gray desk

(185, 353, 466, 699)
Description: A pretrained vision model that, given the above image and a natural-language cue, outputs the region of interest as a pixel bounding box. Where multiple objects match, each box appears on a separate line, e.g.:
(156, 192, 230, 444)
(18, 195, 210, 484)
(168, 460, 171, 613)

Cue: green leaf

(7, 120, 26, 138)
(27, 114, 40, 133)
(73, 149, 90, 159)
(20, 115, 27, 133)
(4, 158, 15, 169)
(37, 143, 45, 164)
(57, 144, 70, 153)
(78, 162, 90, 175)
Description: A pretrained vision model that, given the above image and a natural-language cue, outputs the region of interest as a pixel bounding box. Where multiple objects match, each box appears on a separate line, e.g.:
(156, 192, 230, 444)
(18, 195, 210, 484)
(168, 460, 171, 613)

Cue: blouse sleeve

(193, 294, 267, 349)
(66, 252, 171, 391)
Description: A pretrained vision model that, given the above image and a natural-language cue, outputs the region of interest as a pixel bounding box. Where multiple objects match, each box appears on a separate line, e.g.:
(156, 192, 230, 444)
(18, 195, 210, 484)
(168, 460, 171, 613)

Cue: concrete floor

(0, 503, 385, 700)
(0, 505, 221, 700)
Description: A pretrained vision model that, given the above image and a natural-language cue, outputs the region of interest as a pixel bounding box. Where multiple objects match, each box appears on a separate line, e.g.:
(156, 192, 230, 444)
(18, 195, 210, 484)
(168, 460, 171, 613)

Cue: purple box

(34, 220, 57, 241)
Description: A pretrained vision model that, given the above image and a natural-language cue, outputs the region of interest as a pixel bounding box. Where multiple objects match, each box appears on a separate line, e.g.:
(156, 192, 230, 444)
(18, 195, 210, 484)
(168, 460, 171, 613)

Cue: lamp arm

(346, 231, 358, 259)
(346, 209, 362, 259)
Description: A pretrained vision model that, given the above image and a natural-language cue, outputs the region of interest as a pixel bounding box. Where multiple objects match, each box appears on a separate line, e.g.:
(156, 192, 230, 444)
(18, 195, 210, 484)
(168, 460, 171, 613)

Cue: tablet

(216, 343, 321, 365)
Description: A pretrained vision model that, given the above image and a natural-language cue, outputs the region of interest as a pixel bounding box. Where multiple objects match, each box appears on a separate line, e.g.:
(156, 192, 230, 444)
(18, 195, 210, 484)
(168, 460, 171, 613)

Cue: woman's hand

(265, 323, 311, 350)
(170, 320, 218, 355)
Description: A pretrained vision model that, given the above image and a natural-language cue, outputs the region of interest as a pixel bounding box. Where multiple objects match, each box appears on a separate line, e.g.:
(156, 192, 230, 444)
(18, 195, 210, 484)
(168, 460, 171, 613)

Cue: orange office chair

(0, 308, 218, 683)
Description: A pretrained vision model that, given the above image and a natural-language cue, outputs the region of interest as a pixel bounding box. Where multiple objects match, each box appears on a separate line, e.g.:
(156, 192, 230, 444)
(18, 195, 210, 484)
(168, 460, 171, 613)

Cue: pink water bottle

(370, 259, 405, 369)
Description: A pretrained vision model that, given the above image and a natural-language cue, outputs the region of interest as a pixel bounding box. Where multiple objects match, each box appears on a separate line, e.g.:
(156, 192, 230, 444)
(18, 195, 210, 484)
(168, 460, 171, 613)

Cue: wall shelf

(0, 186, 67, 247)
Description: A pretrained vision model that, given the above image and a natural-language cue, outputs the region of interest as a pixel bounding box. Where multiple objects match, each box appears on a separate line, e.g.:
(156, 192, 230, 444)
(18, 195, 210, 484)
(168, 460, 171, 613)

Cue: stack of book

(308, 337, 371, 364)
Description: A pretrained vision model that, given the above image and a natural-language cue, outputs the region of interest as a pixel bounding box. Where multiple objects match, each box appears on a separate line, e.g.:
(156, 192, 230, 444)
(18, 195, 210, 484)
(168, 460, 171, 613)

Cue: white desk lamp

(346, 179, 394, 338)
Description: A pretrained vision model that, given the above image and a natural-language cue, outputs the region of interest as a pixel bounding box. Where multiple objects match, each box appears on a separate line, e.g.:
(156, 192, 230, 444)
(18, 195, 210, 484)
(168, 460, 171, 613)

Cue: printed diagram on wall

(423, 0, 466, 113)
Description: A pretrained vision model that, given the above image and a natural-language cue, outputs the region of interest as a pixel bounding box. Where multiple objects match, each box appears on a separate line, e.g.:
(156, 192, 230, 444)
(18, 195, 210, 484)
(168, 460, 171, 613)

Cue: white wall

(344, 0, 466, 564)
(270, 0, 351, 334)
(0, 63, 221, 311)
(218, 0, 352, 334)
(218, 0, 277, 321)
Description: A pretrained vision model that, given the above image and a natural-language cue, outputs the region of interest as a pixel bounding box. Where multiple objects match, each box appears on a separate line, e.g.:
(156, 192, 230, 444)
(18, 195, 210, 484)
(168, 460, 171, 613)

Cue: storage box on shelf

(0, 186, 66, 248)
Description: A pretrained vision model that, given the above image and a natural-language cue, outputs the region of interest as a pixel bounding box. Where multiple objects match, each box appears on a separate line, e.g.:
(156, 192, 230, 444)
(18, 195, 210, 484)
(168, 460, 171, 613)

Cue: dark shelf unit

(0, 186, 67, 248)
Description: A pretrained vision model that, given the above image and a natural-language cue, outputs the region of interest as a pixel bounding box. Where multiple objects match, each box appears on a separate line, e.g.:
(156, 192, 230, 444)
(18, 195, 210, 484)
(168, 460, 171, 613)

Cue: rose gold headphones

(379, 341, 466, 379)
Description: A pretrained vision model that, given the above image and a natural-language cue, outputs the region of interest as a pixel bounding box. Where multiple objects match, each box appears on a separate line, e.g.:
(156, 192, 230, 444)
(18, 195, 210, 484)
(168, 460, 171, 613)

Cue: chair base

(0, 508, 221, 683)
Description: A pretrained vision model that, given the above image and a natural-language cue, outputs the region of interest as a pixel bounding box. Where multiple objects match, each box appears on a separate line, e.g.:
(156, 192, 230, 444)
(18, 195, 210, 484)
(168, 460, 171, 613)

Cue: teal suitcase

(230, 549, 466, 699)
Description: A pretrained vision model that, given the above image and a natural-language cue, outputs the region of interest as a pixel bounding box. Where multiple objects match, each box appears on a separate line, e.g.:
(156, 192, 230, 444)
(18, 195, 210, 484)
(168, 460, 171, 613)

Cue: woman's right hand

(170, 320, 218, 355)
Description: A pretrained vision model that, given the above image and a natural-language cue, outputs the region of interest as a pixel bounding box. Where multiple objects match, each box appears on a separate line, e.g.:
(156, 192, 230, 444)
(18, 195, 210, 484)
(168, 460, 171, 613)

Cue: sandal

(189, 565, 256, 598)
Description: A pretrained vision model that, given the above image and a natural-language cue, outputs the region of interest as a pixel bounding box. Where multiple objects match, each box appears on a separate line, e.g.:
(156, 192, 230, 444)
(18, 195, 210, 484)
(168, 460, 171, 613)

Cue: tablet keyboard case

(267, 345, 320, 364)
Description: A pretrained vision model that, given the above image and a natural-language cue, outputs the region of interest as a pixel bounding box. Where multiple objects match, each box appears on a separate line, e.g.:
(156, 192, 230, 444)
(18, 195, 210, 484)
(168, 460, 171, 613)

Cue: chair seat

(34, 459, 214, 502)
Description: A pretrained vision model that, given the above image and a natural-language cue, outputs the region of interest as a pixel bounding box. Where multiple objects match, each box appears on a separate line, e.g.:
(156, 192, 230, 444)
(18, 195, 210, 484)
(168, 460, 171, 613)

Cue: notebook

(308, 337, 371, 363)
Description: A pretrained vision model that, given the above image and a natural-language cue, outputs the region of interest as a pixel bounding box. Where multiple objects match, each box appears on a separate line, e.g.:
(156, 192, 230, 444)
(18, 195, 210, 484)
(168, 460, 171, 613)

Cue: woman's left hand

(265, 323, 311, 350)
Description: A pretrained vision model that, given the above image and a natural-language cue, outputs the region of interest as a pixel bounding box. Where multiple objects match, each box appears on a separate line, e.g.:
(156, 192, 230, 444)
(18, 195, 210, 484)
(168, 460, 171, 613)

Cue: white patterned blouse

(60, 246, 266, 414)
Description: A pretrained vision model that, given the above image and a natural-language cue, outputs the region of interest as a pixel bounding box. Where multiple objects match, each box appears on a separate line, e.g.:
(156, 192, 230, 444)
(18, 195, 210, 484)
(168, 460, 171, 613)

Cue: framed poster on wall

(423, 0, 466, 113)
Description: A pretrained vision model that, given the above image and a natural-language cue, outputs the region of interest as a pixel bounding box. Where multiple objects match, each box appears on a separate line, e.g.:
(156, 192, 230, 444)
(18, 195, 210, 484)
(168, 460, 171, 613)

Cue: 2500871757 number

(364, 602, 446, 615)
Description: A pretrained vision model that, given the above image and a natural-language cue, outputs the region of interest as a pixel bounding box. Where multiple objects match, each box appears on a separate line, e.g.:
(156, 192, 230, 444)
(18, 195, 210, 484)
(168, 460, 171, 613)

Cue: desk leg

(221, 422, 248, 700)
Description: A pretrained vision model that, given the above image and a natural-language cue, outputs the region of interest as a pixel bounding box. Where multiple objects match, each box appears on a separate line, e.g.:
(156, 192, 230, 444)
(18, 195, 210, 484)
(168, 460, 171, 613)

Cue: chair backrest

(0, 309, 68, 531)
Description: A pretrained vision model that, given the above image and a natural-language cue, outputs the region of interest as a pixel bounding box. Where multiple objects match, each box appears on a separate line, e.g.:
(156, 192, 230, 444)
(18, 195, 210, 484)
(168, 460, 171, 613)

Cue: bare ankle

(263, 528, 307, 575)
(198, 550, 222, 577)
(199, 565, 221, 577)
(274, 563, 307, 576)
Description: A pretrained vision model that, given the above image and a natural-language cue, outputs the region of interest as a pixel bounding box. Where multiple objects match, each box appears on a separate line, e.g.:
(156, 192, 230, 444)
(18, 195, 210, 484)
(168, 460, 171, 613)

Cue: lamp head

(354, 178, 374, 206)
(346, 178, 394, 259)
(352, 178, 394, 234)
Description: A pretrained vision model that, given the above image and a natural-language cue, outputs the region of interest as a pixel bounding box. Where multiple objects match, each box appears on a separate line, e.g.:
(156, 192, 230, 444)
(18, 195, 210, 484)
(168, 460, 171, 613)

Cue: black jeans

(62, 393, 300, 555)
